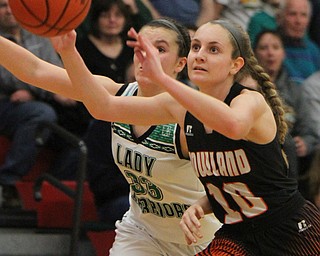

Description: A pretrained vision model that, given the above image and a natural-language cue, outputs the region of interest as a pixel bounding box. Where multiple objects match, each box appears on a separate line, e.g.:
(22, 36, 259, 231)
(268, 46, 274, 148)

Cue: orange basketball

(8, 0, 91, 37)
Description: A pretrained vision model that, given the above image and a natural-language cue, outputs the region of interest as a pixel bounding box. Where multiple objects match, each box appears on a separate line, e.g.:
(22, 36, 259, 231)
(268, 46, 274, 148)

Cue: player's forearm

(0, 36, 79, 99)
(0, 36, 40, 84)
(59, 46, 112, 119)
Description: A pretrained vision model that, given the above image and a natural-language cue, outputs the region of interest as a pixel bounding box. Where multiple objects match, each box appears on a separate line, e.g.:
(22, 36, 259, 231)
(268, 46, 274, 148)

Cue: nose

(108, 14, 116, 22)
(194, 50, 206, 62)
(266, 48, 274, 56)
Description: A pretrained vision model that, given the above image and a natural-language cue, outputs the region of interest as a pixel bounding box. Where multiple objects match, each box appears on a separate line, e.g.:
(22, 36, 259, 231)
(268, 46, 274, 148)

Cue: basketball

(8, 0, 91, 37)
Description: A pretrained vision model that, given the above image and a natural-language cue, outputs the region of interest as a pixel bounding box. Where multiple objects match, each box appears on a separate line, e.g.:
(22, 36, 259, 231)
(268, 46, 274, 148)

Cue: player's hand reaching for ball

(50, 30, 77, 55)
(179, 203, 205, 245)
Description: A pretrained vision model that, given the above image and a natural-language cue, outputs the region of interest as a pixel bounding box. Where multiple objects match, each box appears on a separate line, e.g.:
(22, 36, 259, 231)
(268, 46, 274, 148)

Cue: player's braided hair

(210, 20, 288, 145)
(243, 55, 288, 144)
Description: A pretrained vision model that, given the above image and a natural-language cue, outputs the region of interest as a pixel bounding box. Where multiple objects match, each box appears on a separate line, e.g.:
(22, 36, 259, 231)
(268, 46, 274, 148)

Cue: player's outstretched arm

(54, 30, 177, 126)
(0, 35, 79, 99)
(0, 35, 121, 100)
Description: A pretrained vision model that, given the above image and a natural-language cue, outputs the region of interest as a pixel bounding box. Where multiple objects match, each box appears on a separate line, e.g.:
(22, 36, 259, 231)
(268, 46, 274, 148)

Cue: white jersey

(111, 82, 221, 245)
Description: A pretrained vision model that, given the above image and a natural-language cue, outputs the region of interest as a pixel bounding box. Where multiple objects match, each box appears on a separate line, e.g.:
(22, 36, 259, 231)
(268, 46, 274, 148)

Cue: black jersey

(184, 82, 304, 229)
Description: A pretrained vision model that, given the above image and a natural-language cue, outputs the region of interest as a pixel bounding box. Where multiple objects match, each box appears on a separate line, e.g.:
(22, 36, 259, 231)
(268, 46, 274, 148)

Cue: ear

(230, 57, 244, 75)
(175, 56, 187, 74)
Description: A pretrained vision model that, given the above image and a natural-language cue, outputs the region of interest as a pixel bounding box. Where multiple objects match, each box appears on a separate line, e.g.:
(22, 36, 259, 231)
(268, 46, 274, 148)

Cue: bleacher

(0, 123, 116, 256)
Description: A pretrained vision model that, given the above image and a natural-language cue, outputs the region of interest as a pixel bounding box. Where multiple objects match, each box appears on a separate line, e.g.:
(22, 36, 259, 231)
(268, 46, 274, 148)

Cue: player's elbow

(83, 102, 107, 121)
(90, 109, 110, 122)
(222, 119, 249, 140)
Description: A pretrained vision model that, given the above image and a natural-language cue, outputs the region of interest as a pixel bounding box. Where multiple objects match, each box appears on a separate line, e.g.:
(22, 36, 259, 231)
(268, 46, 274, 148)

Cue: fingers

(66, 30, 77, 40)
(179, 205, 204, 244)
(127, 27, 142, 53)
(134, 48, 145, 65)
(126, 40, 139, 48)
(127, 28, 152, 64)
(127, 27, 139, 47)
(134, 33, 154, 53)
(184, 234, 195, 245)
(128, 27, 138, 39)
(127, 28, 154, 54)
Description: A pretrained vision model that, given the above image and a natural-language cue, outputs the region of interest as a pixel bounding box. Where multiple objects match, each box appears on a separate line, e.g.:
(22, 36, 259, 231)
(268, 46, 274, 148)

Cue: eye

(209, 46, 218, 53)
(191, 43, 200, 52)
(157, 47, 166, 53)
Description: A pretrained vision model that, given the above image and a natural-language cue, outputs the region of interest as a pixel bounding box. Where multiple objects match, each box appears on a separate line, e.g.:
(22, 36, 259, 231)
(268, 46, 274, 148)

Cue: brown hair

(89, 0, 132, 39)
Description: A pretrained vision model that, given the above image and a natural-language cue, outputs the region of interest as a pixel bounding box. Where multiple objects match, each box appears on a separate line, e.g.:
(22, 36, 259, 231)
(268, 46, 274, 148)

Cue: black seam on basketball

(53, 0, 90, 36)
(12, 0, 90, 36)
(40, 0, 70, 35)
(14, 0, 50, 27)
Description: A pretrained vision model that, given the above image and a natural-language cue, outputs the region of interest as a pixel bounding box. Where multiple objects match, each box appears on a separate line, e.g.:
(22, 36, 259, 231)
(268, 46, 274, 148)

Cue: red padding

(87, 230, 116, 256)
(35, 181, 98, 228)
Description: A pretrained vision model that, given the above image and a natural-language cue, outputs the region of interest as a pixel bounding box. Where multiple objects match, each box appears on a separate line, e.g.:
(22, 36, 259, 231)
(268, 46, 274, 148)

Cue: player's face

(188, 23, 238, 90)
(254, 33, 285, 78)
(134, 26, 185, 84)
(0, 0, 19, 29)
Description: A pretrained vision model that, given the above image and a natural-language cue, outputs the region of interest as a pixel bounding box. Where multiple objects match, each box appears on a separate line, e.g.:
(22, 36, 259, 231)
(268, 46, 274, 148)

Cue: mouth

(266, 59, 277, 66)
(193, 66, 207, 71)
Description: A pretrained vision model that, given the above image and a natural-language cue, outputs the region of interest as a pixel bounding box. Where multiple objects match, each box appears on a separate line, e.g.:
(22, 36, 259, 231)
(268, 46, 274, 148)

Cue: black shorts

(197, 201, 320, 256)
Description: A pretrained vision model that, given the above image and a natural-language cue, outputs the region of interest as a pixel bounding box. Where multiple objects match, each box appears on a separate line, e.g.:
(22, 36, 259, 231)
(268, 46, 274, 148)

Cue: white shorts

(109, 214, 210, 256)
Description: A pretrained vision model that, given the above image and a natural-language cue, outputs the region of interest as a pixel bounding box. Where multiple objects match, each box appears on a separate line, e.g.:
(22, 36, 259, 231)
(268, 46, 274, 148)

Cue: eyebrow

(191, 38, 221, 46)
(154, 39, 170, 46)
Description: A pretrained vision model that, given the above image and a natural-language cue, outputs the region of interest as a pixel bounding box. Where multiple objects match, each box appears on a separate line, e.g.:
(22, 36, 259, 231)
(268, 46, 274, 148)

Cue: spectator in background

(254, 30, 318, 192)
(301, 147, 320, 209)
(212, 0, 262, 30)
(277, 0, 320, 84)
(0, 0, 58, 208)
(76, 0, 155, 40)
(76, 0, 135, 83)
(247, 0, 281, 47)
(301, 71, 320, 141)
(122, 0, 158, 29)
(148, 0, 214, 27)
(300, 71, 320, 209)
